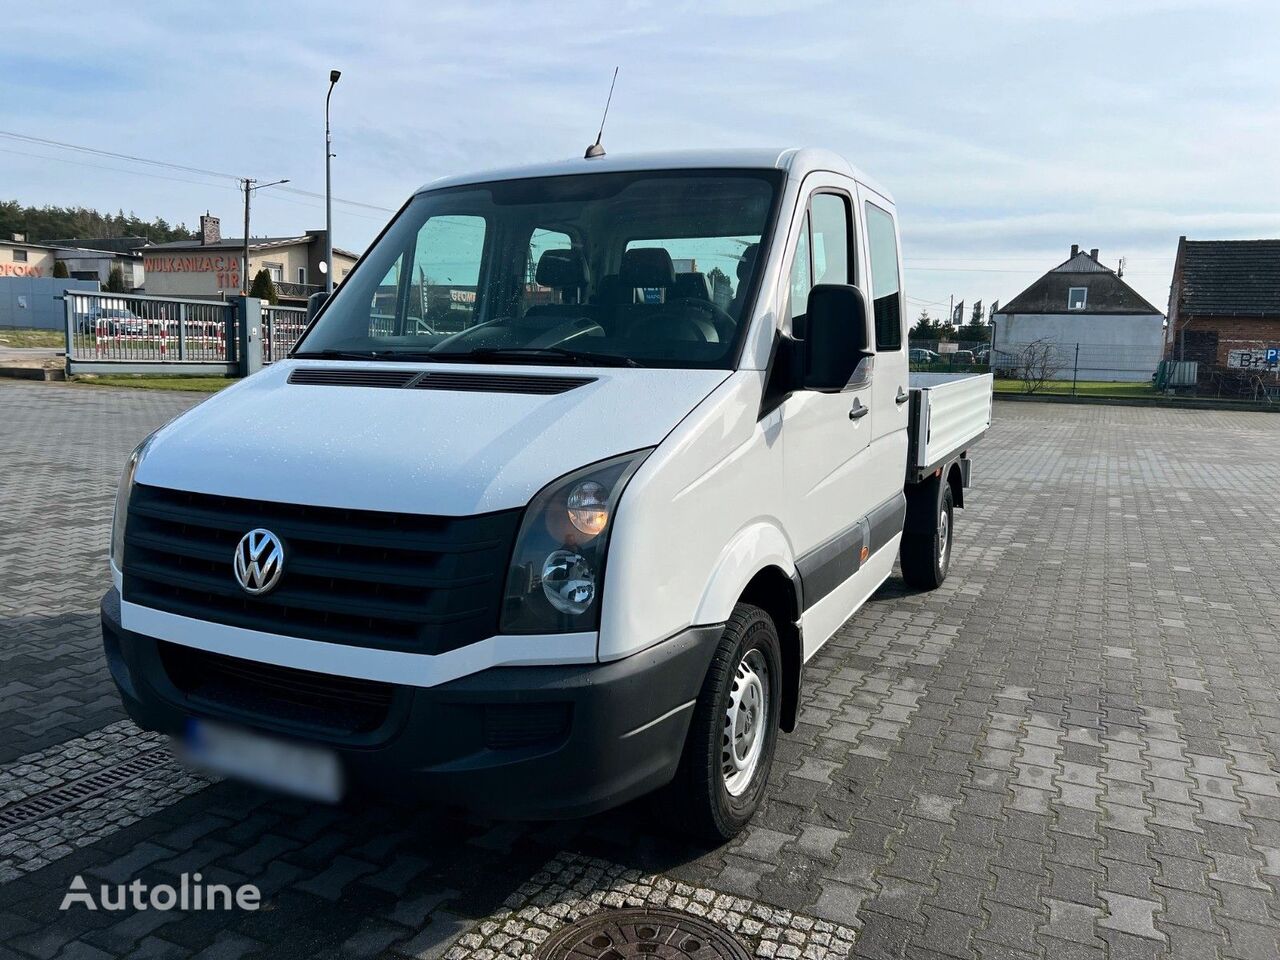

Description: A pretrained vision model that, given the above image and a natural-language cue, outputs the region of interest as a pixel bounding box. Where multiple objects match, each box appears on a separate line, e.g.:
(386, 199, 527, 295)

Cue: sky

(3, 0, 1279, 318)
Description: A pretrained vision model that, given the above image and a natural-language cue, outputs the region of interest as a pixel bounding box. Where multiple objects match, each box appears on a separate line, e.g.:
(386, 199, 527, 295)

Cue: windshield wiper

(426, 347, 642, 368)
(291, 349, 402, 361)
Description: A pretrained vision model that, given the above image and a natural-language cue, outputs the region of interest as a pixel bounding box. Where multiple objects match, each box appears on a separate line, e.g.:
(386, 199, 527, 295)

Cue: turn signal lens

(566, 481, 609, 537)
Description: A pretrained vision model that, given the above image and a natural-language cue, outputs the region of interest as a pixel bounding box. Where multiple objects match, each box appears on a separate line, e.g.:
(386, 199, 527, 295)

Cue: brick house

(1165, 237, 1280, 376)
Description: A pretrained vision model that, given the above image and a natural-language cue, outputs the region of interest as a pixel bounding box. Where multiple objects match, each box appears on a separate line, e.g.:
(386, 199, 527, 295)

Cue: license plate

(178, 718, 344, 803)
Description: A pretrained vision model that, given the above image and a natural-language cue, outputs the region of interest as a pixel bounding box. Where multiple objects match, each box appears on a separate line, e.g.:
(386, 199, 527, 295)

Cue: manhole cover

(536, 908, 753, 960)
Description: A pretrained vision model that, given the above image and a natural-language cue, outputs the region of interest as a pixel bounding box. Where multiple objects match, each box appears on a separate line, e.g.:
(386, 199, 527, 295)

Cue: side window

(788, 212, 811, 327)
(865, 202, 903, 351)
(411, 215, 487, 333)
(809, 193, 850, 286)
(369, 258, 401, 337)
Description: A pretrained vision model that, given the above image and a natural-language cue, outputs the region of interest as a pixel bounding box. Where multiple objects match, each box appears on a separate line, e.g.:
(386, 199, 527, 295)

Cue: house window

(1067, 286, 1087, 310)
(13, 249, 27, 263)
(297, 266, 307, 285)
(264, 262, 283, 283)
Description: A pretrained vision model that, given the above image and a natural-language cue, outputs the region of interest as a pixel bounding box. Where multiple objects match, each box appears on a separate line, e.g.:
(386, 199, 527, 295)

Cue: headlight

(110, 436, 154, 568)
(501, 449, 651, 634)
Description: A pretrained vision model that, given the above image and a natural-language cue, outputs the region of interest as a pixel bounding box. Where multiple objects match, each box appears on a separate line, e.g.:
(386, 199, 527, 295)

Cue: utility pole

(241, 178, 254, 295)
(240, 177, 290, 295)
(325, 69, 341, 294)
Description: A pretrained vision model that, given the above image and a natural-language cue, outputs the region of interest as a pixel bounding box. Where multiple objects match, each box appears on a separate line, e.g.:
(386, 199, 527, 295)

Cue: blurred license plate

(179, 719, 343, 803)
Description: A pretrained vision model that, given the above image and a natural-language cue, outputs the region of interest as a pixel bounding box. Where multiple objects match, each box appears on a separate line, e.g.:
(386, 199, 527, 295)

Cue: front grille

(159, 642, 394, 734)
(123, 484, 520, 655)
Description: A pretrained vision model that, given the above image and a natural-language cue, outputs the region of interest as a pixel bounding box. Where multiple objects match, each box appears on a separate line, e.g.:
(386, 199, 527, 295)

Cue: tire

(662, 603, 782, 842)
(900, 478, 954, 590)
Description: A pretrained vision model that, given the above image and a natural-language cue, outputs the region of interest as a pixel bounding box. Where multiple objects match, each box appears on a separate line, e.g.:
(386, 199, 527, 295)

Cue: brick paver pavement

(0, 380, 1278, 959)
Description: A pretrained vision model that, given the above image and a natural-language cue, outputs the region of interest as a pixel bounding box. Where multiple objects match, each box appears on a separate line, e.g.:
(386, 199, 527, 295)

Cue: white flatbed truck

(102, 148, 993, 840)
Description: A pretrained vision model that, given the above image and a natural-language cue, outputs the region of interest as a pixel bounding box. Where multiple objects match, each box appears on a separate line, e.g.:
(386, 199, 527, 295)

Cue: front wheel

(662, 603, 782, 842)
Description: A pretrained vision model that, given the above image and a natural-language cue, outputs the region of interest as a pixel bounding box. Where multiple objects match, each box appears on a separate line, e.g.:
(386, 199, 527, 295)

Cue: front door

(776, 177, 876, 657)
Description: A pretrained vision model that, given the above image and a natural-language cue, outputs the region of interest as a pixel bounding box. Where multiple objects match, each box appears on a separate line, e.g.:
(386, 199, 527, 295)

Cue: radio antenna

(584, 67, 619, 159)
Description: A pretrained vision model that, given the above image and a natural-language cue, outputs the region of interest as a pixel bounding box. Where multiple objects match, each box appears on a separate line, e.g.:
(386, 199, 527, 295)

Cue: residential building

(0, 235, 143, 289)
(991, 245, 1165, 382)
(140, 214, 358, 304)
(1165, 237, 1280, 375)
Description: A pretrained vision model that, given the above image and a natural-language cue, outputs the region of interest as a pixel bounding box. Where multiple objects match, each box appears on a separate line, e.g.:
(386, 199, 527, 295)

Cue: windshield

(294, 169, 781, 369)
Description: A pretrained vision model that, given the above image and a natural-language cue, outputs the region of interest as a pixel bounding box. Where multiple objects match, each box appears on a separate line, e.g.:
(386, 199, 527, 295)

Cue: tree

(909, 309, 954, 342)
(104, 266, 126, 293)
(1010, 339, 1064, 394)
(249, 268, 279, 305)
(954, 319, 991, 344)
(0, 199, 193, 244)
(51, 260, 70, 279)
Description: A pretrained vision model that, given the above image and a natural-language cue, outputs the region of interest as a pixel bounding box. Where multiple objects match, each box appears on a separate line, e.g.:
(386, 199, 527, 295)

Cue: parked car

(951, 349, 976, 365)
(78, 306, 141, 335)
(909, 347, 940, 363)
(102, 148, 993, 841)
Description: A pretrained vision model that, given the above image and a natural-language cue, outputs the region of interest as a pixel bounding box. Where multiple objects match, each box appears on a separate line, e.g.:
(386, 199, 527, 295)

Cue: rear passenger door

(858, 189, 910, 524)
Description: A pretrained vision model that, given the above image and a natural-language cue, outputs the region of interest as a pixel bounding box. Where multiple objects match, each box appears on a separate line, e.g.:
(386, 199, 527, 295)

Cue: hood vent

(411, 372, 595, 395)
(289, 368, 420, 389)
(289, 367, 595, 395)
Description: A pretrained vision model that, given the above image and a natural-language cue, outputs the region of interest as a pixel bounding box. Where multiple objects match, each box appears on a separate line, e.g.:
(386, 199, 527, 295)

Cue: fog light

(541, 550, 596, 615)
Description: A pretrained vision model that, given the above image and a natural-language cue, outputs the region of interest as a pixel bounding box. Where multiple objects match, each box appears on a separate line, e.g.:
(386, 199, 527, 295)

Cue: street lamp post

(325, 69, 341, 295)
(240, 177, 290, 295)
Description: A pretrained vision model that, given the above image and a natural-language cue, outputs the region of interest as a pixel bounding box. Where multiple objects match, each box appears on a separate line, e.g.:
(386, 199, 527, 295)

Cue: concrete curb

(994, 391, 1277, 413)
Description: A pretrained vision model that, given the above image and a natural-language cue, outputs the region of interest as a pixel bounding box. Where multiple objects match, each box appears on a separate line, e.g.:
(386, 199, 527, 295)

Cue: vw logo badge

(233, 528, 285, 595)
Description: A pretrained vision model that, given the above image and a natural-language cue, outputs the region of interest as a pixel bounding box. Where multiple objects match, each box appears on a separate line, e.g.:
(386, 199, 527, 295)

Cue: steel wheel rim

(939, 507, 950, 567)
(722, 648, 769, 797)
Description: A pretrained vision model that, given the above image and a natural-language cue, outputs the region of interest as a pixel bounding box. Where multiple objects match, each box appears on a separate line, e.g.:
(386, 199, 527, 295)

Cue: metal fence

(63, 292, 312, 376)
(262, 304, 308, 363)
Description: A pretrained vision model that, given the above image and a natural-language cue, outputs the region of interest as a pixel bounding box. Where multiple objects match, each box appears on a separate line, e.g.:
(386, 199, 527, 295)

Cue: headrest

(620, 248, 676, 288)
(535, 249, 586, 288)
(672, 272, 711, 301)
(737, 243, 760, 281)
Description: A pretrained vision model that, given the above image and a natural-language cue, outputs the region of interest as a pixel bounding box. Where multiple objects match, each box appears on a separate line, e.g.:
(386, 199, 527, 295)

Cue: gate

(63, 293, 312, 376)
(64, 292, 239, 376)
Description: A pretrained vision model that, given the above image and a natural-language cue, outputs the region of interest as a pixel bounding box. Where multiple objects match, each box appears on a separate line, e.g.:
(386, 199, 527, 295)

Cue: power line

(0, 128, 394, 215)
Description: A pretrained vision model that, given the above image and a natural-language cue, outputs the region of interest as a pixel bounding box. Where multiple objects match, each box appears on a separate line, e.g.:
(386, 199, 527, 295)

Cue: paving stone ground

(1, 380, 1278, 960)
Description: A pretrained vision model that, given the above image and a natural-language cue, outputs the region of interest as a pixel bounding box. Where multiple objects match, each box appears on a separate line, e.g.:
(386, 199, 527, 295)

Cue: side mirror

(306, 290, 329, 323)
(802, 284, 873, 392)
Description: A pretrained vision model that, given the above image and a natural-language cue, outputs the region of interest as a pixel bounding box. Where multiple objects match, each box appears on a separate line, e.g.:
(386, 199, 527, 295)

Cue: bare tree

(1012, 339, 1065, 394)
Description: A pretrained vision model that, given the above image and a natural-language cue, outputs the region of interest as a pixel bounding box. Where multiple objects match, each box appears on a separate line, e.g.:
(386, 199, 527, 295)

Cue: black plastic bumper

(101, 589, 722, 819)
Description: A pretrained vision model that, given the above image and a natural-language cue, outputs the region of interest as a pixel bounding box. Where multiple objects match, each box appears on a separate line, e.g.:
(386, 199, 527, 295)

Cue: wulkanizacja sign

(143, 255, 240, 290)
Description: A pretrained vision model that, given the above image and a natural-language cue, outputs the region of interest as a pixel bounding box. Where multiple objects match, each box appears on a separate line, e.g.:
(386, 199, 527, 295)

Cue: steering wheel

(647, 300, 737, 343)
(677, 298, 738, 342)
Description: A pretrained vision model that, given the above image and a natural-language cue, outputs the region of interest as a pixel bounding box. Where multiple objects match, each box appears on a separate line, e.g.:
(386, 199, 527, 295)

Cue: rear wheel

(663, 603, 781, 842)
(900, 477, 954, 589)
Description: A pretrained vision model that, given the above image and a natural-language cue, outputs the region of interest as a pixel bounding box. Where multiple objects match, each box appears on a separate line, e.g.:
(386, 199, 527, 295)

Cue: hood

(137, 360, 729, 516)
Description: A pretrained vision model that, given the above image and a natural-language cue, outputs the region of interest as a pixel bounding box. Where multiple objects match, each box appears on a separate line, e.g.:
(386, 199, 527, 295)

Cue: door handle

(895, 387, 910, 405)
(849, 399, 869, 421)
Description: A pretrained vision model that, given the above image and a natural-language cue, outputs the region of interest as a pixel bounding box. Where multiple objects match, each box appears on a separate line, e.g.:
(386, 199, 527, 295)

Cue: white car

(102, 148, 991, 840)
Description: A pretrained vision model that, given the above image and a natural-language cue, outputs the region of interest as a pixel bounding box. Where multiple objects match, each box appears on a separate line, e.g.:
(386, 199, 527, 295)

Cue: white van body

(102, 148, 991, 837)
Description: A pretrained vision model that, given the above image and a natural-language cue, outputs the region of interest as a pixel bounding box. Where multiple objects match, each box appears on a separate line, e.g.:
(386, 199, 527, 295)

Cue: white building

(992, 246, 1165, 382)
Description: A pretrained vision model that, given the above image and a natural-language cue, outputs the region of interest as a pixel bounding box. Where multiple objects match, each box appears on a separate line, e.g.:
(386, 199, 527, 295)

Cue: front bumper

(101, 589, 721, 819)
